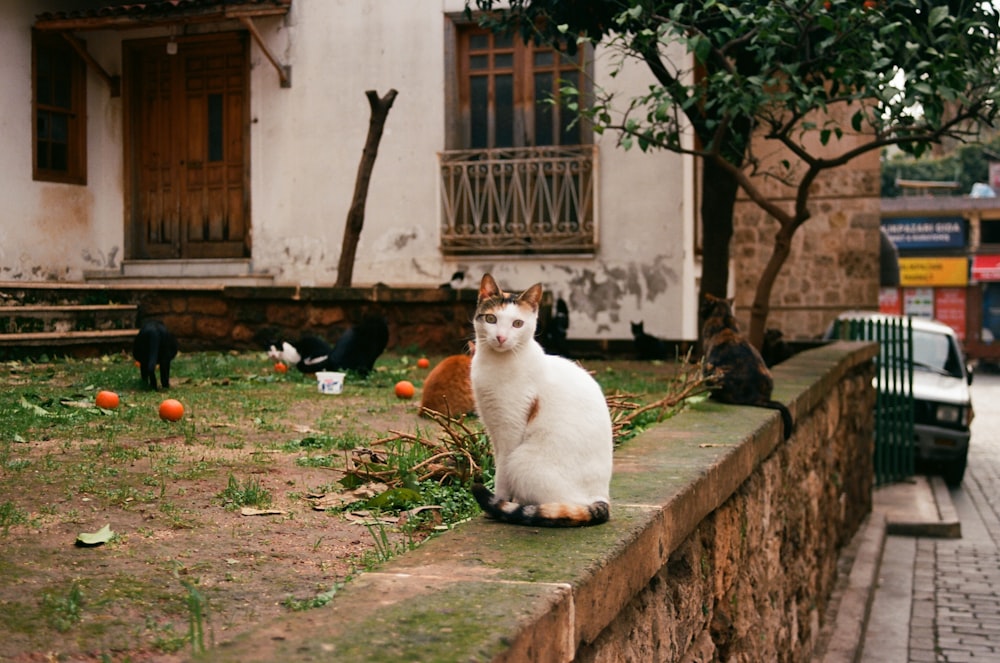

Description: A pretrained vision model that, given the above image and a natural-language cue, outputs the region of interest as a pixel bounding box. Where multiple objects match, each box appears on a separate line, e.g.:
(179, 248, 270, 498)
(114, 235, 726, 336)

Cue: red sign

(972, 255, 1000, 281)
(879, 288, 902, 315)
(934, 288, 967, 340)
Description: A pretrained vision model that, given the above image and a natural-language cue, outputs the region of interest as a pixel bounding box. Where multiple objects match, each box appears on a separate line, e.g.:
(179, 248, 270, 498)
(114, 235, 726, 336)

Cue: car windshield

(910, 329, 965, 378)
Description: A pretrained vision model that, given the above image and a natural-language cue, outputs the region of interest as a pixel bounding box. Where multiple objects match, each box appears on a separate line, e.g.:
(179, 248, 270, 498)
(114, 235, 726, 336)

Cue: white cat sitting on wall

(469, 273, 613, 527)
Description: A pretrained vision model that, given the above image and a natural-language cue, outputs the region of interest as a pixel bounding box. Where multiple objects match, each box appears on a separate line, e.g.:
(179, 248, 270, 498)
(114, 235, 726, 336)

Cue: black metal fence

(834, 316, 915, 485)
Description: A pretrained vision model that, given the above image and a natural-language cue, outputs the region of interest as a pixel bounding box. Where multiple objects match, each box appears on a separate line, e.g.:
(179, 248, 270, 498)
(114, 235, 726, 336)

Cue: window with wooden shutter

(33, 31, 87, 185)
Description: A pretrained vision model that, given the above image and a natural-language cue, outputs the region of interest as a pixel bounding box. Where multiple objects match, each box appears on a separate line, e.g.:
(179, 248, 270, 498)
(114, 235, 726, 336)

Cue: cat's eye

(484, 314, 497, 324)
(512, 319, 524, 328)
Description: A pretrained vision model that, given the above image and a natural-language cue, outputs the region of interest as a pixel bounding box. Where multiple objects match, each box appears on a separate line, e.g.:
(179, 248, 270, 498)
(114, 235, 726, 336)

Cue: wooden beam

(60, 32, 120, 97)
(35, 6, 289, 32)
(239, 16, 291, 88)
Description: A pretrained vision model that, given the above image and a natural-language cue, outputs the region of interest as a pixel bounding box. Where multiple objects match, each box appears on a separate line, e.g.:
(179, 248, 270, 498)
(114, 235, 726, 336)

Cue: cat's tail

(470, 484, 609, 528)
(760, 401, 793, 440)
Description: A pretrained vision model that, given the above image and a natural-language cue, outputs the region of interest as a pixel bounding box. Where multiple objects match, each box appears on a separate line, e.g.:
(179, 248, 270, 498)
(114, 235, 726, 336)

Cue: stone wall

(133, 284, 485, 355)
(205, 341, 877, 663)
(731, 154, 882, 341)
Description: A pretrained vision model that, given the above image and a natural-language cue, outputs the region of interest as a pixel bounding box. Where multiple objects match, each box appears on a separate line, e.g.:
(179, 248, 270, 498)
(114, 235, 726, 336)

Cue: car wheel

(942, 454, 968, 487)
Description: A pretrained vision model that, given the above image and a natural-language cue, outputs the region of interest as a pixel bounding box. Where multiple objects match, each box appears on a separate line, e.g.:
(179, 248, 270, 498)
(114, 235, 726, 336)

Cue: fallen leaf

(240, 508, 286, 517)
(76, 524, 115, 547)
(343, 510, 398, 526)
(310, 483, 389, 511)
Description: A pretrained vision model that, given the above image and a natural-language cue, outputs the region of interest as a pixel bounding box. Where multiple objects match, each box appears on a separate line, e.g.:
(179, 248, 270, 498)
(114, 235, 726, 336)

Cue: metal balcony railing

(438, 146, 597, 254)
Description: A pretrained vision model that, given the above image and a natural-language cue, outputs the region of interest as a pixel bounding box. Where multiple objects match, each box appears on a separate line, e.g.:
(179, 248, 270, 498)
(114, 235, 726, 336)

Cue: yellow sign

(899, 257, 968, 287)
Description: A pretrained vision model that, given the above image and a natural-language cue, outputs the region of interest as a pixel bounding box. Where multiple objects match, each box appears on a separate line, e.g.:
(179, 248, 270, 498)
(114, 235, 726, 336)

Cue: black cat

(700, 295, 793, 439)
(267, 315, 389, 376)
(541, 297, 570, 356)
(761, 328, 793, 368)
(631, 321, 671, 360)
(326, 315, 389, 376)
(133, 320, 178, 390)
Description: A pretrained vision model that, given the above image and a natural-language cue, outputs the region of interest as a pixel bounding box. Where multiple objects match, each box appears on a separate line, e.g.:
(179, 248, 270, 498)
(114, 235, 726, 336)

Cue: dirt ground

(0, 355, 681, 662)
(0, 361, 455, 662)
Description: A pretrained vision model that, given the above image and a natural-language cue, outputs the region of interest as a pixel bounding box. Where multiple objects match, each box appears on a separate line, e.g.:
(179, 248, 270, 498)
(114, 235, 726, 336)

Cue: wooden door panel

(128, 35, 249, 260)
(181, 44, 247, 258)
(136, 53, 178, 258)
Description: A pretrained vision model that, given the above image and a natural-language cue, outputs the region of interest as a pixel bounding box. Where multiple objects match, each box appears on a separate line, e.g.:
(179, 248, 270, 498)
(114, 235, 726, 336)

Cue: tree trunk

(335, 89, 399, 287)
(697, 157, 740, 339)
(746, 224, 796, 350)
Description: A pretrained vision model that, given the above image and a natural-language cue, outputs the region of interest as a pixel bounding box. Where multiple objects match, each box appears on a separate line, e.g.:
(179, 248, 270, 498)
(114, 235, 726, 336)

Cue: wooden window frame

(32, 30, 87, 185)
(446, 14, 592, 151)
(440, 15, 598, 257)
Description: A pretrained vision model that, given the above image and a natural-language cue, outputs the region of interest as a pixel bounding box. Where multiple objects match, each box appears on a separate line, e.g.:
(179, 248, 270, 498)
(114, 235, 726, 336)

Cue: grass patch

(0, 349, 703, 658)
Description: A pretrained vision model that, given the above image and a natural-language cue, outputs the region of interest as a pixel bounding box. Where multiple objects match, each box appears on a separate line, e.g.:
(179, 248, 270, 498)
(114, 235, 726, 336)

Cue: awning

(35, 1, 293, 88)
(34, 1, 291, 31)
(973, 255, 1000, 282)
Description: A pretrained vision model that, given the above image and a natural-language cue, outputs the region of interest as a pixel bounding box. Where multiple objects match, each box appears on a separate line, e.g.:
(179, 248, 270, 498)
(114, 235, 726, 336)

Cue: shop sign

(903, 288, 935, 319)
(882, 217, 966, 249)
(879, 287, 902, 315)
(898, 257, 968, 287)
(935, 288, 967, 340)
(972, 255, 1000, 281)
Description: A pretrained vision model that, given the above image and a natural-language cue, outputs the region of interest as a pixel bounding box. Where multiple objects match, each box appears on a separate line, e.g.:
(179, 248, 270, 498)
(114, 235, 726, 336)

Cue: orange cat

(419, 344, 475, 418)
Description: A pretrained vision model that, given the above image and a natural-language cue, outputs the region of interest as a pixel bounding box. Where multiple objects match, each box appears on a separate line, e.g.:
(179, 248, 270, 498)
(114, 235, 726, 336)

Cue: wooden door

(127, 35, 250, 260)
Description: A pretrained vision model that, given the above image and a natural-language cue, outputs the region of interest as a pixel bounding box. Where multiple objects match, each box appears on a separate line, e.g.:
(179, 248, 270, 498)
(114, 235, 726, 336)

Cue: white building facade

(1, 0, 699, 341)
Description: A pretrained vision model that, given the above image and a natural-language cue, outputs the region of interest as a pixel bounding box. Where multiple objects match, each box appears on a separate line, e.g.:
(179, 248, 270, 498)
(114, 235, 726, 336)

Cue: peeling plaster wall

(0, 3, 124, 281)
(249, 0, 696, 341)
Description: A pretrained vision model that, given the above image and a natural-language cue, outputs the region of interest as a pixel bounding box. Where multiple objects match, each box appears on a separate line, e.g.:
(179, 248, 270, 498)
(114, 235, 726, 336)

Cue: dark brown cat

(419, 344, 476, 418)
(700, 294, 793, 439)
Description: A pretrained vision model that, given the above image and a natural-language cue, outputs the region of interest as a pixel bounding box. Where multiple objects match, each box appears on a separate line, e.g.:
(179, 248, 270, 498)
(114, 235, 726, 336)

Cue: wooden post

(335, 89, 399, 287)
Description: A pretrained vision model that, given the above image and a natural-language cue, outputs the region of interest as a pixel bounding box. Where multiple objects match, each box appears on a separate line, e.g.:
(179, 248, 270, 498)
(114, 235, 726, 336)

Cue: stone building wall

(731, 151, 882, 341)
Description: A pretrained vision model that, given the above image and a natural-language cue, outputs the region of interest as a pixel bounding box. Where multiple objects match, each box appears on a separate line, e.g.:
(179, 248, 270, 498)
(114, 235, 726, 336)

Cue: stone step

(0, 303, 138, 334)
(83, 259, 275, 286)
(0, 328, 138, 347)
(123, 258, 255, 278)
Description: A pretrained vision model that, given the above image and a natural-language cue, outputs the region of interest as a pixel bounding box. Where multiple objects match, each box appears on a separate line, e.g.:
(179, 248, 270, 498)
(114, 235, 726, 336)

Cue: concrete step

(123, 258, 255, 278)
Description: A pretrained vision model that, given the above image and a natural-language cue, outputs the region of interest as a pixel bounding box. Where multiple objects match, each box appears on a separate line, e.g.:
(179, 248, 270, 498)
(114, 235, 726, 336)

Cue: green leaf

(851, 111, 864, 132)
(928, 6, 949, 28)
(19, 397, 50, 417)
(76, 523, 115, 547)
(366, 488, 421, 510)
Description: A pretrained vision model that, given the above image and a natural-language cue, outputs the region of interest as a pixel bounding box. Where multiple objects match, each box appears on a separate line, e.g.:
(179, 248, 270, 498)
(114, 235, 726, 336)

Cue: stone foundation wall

(134, 284, 484, 355)
(206, 341, 877, 663)
(580, 344, 875, 661)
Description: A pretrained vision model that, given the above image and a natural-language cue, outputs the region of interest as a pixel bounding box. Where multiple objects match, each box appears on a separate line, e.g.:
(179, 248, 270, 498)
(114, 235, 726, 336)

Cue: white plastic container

(316, 371, 345, 394)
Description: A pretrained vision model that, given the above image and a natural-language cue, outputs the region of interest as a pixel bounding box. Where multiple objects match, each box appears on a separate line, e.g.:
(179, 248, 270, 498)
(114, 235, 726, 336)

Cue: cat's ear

(519, 283, 543, 310)
(478, 274, 499, 301)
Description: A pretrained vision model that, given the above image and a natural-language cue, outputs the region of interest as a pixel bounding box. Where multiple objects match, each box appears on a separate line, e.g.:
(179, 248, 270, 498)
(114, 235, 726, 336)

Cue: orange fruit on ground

(274, 362, 288, 373)
(417, 358, 430, 369)
(394, 380, 415, 399)
(158, 398, 185, 422)
(95, 390, 120, 409)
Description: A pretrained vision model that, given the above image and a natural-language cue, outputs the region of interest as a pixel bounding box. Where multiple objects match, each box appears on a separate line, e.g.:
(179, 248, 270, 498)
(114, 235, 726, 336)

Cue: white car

(826, 312, 973, 486)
